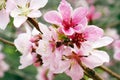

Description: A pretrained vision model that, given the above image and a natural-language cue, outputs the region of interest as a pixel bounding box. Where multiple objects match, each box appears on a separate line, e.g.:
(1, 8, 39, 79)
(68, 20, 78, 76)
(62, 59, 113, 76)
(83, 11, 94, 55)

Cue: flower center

(62, 19, 77, 30)
(18, 3, 30, 16)
(71, 33, 86, 48)
(0, 0, 6, 10)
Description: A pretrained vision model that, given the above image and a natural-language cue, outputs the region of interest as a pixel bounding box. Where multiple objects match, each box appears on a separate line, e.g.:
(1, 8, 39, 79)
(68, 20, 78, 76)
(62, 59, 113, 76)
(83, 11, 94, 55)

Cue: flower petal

(84, 25, 104, 41)
(19, 53, 33, 69)
(6, 0, 16, 13)
(10, 8, 21, 17)
(72, 7, 88, 25)
(66, 63, 84, 80)
(82, 50, 109, 69)
(73, 24, 84, 33)
(62, 27, 74, 35)
(30, 0, 48, 10)
(0, 10, 9, 30)
(58, 0, 72, 21)
(28, 10, 42, 18)
(14, 0, 28, 7)
(14, 33, 32, 54)
(52, 60, 70, 73)
(44, 11, 62, 25)
(92, 36, 113, 48)
(13, 16, 27, 28)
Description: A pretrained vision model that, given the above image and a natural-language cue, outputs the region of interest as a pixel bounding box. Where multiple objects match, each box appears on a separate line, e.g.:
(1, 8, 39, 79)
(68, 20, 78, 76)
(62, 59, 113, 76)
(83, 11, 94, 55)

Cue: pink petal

(44, 11, 62, 25)
(14, 33, 32, 54)
(73, 24, 84, 33)
(15, 0, 28, 7)
(30, 0, 48, 10)
(6, 0, 16, 13)
(84, 25, 104, 41)
(13, 16, 27, 28)
(10, 8, 21, 17)
(66, 63, 84, 80)
(28, 10, 42, 18)
(0, 10, 9, 30)
(80, 17, 88, 27)
(52, 61, 70, 73)
(38, 23, 51, 40)
(19, 53, 33, 69)
(72, 7, 88, 25)
(92, 37, 113, 48)
(58, 0, 73, 21)
(82, 50, 109, 69)
(62, 27, 74, 35)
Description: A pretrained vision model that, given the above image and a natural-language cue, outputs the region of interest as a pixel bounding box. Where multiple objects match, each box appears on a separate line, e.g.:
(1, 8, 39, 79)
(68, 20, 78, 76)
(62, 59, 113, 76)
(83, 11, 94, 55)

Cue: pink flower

(69, 25, 104, 48)
(61, 44, 110, 80)
(44, 0, 88, 35)
(10, 0, 48, 28)
(0, 0, 15, 30)
(87, 5, 101, 21)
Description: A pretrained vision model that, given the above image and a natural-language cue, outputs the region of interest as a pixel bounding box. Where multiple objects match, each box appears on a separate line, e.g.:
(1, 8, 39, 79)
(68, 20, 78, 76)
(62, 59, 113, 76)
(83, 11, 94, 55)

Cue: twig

(77, 60, 103, 80)
(99, 65, 120, 80)
(27, 18, 43, 34)
(0, 37, 14, 46)
(106, 21, 120, 28)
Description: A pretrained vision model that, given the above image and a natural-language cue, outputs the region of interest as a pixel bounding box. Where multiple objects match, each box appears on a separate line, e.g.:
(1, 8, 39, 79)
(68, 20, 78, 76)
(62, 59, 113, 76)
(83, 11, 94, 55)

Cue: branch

(77, 60, 103, 80)
(27, 18, 43, 34)
(0, 37, 14, 46)
(107, 21, 120, 28)
(99, 65, 120, 80)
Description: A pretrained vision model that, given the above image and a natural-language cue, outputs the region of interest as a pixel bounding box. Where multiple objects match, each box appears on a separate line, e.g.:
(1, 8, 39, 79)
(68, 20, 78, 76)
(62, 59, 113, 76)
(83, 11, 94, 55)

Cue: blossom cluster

(0, 0, 113, 80)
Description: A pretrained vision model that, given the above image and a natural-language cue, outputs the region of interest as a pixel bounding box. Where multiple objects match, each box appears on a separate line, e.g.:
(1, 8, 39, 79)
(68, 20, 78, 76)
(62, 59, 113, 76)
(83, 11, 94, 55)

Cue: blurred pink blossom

(113, 40, 120, 61)
(87, 5, 101, 21)
(0, 45, 9, 77)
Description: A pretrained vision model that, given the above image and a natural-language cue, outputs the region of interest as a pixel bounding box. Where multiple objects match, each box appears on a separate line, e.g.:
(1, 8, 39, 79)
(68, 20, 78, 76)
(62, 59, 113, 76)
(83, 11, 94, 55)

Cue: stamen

(0, 0, 6, 10)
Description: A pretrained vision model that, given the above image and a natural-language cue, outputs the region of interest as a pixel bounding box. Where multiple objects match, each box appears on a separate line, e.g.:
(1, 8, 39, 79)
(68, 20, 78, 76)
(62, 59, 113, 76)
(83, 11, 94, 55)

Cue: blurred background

(0, 0, 120, 80)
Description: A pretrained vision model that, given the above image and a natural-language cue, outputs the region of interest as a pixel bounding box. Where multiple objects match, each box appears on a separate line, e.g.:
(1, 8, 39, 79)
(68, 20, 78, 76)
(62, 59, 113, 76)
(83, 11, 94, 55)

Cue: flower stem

(99, 65, 120, 80)
(0, 37, 14, 46)
(27, 17, 43, 34)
